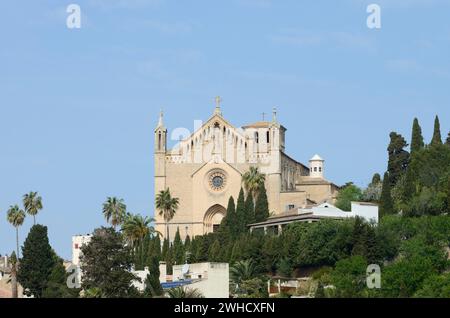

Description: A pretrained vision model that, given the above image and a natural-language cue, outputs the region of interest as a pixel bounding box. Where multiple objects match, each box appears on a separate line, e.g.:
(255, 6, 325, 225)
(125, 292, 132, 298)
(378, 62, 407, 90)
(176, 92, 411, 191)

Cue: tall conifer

(379, 172, 394, 217)
(431, 115, 442, 146)
(410, 118, 424, 154)
(235, 188, 246, 235)
(254, 183, 270, 222)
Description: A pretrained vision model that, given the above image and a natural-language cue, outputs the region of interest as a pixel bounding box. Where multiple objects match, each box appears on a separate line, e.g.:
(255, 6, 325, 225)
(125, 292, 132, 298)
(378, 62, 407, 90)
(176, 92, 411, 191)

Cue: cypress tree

(172, 228, 184, 265)
(230, 240, 243, 264)
(254, 183, 270, 222)
(166, 245, 173, 275)
(365, 225, 379, 264)
(446, 176, 450, 213)
(244, 193, 255, 227)
(379, 172, 394, 217)
(161, 238, 169, 261)
(222, 196, 236, 237)
(208, 240, 221, 262)
(371, 173, 381, 185)
(410, 118, 424, 154)
(445, 131, 450, 146)
(153, 235, 162, 260)
(235, 188, 246, 235)
(184, 235, 191, 253)
(431, 115, 442, 146)
(387, 132, 410, 186)
(189, 237, 199, 263)
(17, 225, 55, 298)
(351, 217, 367, 257)
(403, 167, 416, 200)
(144, 256, 163, 297)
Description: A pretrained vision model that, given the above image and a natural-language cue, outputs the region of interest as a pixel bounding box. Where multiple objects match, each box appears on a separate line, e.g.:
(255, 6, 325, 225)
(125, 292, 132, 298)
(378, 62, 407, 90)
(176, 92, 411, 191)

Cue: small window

(319, 167, 322, 172)
(255, 132, 259, 143)
(314, 167, 317, 172)
(286, 204, 295, 211)
(74, 244, 79, 249)
(266, 131, 270, 143)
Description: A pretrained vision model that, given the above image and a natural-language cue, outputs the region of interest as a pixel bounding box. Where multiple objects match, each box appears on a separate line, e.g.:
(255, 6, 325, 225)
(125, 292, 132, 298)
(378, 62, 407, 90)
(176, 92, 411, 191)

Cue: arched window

(266, 131, 270, 143)
(255, 132, 259, 144)
(319, 167, 322, 172)
(314, 167, 317, 172)
(158, 132, 162, 150)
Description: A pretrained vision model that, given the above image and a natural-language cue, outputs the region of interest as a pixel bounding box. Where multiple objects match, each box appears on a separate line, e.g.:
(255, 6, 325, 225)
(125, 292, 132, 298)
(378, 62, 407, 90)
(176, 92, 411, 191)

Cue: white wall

(172, 263, 229, 298)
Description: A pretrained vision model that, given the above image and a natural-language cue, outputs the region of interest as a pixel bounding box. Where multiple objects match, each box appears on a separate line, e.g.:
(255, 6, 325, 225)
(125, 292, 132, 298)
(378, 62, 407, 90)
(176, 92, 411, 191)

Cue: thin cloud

(269, 28, 375, 50)
(89, 0, 163, 10)
(386, 58, 450, 78)
(234, 0, 272, 9)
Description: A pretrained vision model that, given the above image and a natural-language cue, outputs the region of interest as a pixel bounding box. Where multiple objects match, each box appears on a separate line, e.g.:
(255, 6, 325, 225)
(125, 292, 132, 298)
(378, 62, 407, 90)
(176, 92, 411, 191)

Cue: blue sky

(1, 0, 449, 259)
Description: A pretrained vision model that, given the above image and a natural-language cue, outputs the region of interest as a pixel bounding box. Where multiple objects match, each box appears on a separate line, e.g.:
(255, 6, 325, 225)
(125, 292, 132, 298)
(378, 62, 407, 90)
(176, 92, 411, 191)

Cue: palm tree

(102, 197, 127, 229)
(242, 167, 266, 203)
(121, 214, 157, 248)
(168, 286, 204, 298)
(23, 191, 43, 225)
(230, 259, 256, 287)
(155, 188, 179, 240)
(7, 205, 26, 259)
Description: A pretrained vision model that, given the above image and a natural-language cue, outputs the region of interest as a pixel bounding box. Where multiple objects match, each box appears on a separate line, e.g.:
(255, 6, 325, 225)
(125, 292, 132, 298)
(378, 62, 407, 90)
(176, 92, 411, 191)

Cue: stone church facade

(154, 101, 340, 241)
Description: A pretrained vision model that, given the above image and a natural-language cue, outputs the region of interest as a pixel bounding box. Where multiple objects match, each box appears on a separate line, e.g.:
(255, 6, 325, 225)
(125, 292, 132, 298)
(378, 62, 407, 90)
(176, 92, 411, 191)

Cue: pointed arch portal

(203, 204, 226, 234)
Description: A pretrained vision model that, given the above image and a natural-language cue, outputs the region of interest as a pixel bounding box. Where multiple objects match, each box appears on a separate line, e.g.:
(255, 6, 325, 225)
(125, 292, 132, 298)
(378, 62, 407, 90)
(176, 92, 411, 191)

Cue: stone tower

(154, 110, 167, 196)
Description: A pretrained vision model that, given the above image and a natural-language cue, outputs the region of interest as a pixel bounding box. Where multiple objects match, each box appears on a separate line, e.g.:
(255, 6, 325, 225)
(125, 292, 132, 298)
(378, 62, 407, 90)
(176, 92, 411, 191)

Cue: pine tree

(244, 193, 255, 228)
(172, 228, 184, 265)
(144, 256, 163, 297)
(43, 254, 79, 298)
(379, 172, 394, 217)
(446, 131, 450, 146)
(254, 183, 270, 222)
(430, 115, 442, 146)
(387, 132, 410, 186)
(235, 188, 246, 235)
(79, 227, 138, 297)
(410, 118, 424, 154)
(17, 225, 56, 298)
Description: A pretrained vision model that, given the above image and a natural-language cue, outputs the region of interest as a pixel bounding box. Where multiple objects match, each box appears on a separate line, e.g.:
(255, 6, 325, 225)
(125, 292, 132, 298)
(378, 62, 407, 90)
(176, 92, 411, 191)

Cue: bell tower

(154, 110, 167, 194)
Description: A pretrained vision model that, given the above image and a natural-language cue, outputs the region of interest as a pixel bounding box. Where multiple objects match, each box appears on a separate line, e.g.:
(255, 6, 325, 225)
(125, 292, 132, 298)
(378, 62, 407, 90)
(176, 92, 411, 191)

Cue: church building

(154, 98, 340, 241)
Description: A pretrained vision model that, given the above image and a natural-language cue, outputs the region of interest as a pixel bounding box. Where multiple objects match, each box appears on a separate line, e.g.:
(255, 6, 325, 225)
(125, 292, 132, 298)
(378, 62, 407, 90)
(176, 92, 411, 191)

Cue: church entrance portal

(203, 204, 226, 234)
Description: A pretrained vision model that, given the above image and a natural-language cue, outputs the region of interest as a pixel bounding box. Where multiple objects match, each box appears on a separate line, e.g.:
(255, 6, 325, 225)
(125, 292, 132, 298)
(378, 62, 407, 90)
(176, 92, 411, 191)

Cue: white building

(132, 262, 168, 292)
(249, 201, 379, 234)
(71, 234, 92, 284)
(170, 262, 229, 298)
(72, 234, 92, 266)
